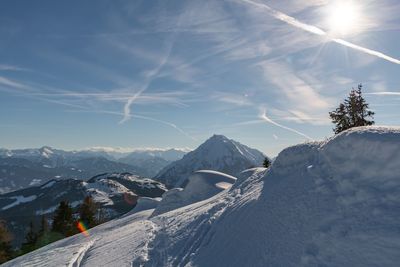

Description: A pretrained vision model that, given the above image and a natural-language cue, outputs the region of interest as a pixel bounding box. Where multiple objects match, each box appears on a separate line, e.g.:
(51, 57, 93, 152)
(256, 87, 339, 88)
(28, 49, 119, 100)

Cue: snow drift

(5, 127, 400, 267)
(152, 170, 236, 216)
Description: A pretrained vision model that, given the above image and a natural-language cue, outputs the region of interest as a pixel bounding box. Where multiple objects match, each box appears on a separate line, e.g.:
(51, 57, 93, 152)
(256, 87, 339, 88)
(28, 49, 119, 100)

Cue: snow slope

(152, 170, 236, 216)
(0, 173, 167, 248)
(5, 127, 400, 267)
(155, 134, 266, 188)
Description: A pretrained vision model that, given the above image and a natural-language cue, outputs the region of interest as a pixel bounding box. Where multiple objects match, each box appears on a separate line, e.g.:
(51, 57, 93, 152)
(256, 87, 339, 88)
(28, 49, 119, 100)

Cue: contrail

(239, 0, 400, 65)
(120, 40, 175, 124)
(260, 110, 313, 140)
(132, 114, 197, 141)
(366, 91, 400, 96)
(97, 110, 197, 141)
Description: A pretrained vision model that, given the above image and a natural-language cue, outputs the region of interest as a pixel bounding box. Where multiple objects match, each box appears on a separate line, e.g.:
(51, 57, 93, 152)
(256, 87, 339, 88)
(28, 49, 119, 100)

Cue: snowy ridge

(5, 127, 400, 266)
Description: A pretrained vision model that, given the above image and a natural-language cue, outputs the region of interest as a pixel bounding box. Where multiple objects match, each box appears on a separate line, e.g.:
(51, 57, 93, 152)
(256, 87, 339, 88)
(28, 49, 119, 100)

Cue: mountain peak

(155, 135, 266, 188)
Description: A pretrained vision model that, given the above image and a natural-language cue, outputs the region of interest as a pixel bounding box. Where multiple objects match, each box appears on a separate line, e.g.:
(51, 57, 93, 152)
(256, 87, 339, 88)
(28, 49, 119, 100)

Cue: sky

(0, 0, 399, 156)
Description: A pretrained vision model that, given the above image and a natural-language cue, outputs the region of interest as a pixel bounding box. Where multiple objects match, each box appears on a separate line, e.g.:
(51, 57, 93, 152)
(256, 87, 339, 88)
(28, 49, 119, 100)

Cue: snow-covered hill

(155, 134, 266, 187)
(0, 173, 167, 248)
(5, 127, 400, 267)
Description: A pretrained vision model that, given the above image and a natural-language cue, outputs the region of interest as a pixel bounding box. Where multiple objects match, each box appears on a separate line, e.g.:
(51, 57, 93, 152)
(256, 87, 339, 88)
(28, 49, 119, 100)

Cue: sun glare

(327, 1, 361, 36)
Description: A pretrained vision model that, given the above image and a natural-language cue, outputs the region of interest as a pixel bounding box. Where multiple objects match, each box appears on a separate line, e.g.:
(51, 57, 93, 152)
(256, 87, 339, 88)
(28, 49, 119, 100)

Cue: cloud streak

(239, 0, 400, 65)
(366, 91, 400, 96)
(86, 109, 197, 141)
(260, 109, 313, 140)
(119, 29, 180, 124)
(0, 76, 28, 89)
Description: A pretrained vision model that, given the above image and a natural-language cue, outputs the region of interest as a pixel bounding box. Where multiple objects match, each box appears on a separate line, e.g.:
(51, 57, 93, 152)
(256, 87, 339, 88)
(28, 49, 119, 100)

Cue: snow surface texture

(155, 134, 265, 188)
(5, 127, 400, 267)
(152, 170, 236, 216)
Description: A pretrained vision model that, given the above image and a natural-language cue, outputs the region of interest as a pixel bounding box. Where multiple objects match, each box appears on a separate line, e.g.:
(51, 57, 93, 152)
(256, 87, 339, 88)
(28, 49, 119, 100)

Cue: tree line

(0, 196, 102, 263)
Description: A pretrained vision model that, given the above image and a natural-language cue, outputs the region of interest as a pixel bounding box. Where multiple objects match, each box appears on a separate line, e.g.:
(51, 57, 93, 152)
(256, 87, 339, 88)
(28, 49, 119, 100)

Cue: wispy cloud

(258, 60, 331, 115)
(366, 92, 400, 96)
(0, 64, 28, 72)
(211, 91, 253, 107)
(237, 0, 400, 65)
(0, 76, 29, 90)
(259, 109, 313, 140)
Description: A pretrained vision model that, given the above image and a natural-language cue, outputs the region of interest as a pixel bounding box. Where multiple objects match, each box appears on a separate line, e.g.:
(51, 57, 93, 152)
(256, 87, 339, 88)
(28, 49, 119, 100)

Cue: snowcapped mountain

(0, 147, 187, 193)
(118, 149, 187, 177)
(0, 173, 167, 248)
(119, 148, 188, 162)
(6, 127, 400, 266)
(154, 134, 267, 187)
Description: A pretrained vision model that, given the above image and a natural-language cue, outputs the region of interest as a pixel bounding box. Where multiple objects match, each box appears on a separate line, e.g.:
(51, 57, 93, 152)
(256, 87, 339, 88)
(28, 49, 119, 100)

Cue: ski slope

(5, 127, 400, 267)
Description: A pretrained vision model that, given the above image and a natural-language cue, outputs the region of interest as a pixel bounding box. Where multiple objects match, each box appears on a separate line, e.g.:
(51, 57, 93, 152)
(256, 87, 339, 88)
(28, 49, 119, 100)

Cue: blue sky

(1, 0, 399, 156)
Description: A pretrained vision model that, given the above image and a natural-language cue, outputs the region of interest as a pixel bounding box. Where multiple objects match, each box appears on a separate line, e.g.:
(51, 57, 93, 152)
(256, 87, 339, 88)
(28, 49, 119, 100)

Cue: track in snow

(68, 240, 94, 267)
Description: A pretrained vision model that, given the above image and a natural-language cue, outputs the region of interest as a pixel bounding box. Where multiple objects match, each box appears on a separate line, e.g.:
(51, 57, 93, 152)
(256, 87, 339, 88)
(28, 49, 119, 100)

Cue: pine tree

(20, 221, 38, 254)
(263, 157, 271, 168)
(329, 103, 350, 134)
(36, 219, 63, 248)
(79, 196, 97, 228)
(355, 84, 375, 126)
(0, 220, 13, 264)
(38, 215, 49, 237)
(329, 84, 374, 134)
(52, 201, 74, 236)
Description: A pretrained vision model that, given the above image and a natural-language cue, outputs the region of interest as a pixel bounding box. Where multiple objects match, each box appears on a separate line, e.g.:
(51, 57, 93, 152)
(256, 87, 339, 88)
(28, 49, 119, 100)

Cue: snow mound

(130, 197, 161, 214)
(6, 127, 400, 267)
(152, 170, 236, 216)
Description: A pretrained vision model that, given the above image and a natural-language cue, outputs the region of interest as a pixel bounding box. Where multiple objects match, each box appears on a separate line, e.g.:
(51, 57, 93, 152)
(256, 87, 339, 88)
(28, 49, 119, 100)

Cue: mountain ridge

(154, 134, 267, 188)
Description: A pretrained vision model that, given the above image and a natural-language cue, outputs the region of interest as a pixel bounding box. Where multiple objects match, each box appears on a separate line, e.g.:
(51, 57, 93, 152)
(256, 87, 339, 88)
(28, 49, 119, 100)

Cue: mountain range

(0, 147, 187, 193)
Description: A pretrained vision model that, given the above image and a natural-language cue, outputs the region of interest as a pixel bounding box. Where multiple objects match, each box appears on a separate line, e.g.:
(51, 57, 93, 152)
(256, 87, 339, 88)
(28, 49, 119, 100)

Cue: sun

(327, 1, 362, 36)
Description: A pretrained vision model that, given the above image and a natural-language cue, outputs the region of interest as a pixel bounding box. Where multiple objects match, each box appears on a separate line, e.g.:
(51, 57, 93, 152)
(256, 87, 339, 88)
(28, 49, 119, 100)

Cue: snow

(36, 205, 58, 215)
(84, 178, 131, 206)
(41, 147, 54, 159)
(5, 127, 400, 267)
(152, 170, 236, 216)
(129, 197, 161, 214)
(3, 210, 155, 267)
(41, 180, 57, 189)
(29, 179, 42, 186)
(1, 195, 37, 210)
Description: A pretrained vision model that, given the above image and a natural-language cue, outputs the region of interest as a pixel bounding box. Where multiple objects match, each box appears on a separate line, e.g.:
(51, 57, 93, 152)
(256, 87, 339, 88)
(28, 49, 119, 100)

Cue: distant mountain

(119, 148, 187, 162)
(154, 135, 267, 188)
(118, 149, 187, 177)
(0, 155, 146, 194)
(0, 172, 167, 248)
(0, 147, 188, 193)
